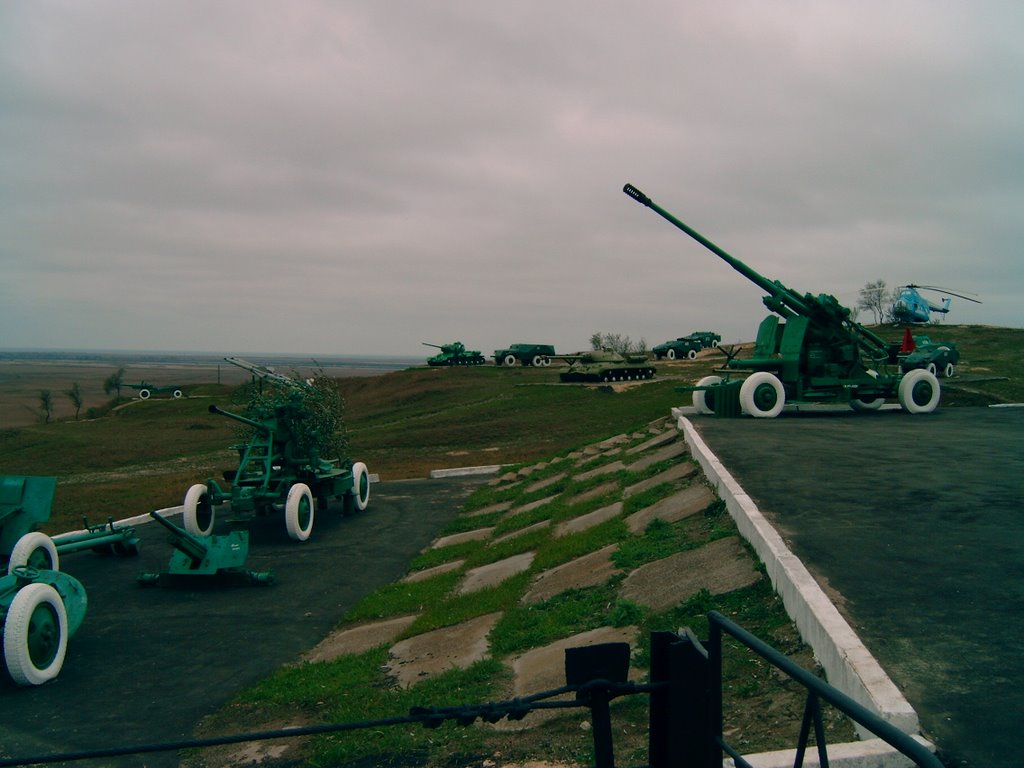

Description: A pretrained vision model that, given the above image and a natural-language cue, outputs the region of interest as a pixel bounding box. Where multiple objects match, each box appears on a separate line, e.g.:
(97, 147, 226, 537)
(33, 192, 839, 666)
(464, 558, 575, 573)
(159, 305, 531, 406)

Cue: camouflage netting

(237, 368, 349, 464)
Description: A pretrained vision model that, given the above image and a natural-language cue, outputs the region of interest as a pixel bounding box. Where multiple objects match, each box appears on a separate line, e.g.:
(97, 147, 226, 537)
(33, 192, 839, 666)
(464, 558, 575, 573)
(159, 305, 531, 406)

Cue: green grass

(4, 326, 1020, 765)
(185, 427, 848, 766)
(5, 325, 1019, 532)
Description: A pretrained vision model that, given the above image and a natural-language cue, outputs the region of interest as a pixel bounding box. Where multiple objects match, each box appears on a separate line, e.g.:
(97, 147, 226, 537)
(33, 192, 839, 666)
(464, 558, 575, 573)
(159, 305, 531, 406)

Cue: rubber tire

(850, 396, 884, 412)
(899, 369, 941, 414)
(344, 462, 371, 513)
(927, 362, 938, 376)
(542, 357, 551, 366)
(693, 375, 722, 415)
(138, 389, 151, 400)
(173, 390, 183, 399)
(740, 372, 785, 418)
(285, 483, 314, 541)
(3, 582, 68, 686)
(943, 363, 955, 378)
(8, 533, 59, 574)
(503, 354, 516, 367)
(711, 340, 720, 348)
(531, 355, 543, 367)
(183, 484, 215, 537)
(687, 349, 698, 360)
(666, 349, 677, 360)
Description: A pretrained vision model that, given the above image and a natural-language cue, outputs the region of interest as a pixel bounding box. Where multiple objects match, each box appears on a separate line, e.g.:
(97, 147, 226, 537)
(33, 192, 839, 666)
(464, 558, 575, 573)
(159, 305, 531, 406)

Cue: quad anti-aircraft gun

(182, 358, 370, 541)
(623, 184, 942, 417)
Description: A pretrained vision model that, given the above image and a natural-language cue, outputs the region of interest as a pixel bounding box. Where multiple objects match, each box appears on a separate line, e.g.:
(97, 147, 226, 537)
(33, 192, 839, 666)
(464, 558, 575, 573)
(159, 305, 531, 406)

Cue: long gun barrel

(622, 183, 891, 356)
(149, 511, 208, 564)
(623, 184, 812, 317)
(422, 342, 443, 349)
(208, 404, 272, 432)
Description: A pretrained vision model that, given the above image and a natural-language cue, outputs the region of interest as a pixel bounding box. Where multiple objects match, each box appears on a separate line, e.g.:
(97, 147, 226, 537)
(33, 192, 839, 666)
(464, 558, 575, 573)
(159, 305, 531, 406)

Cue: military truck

(493, 343, 555, 367)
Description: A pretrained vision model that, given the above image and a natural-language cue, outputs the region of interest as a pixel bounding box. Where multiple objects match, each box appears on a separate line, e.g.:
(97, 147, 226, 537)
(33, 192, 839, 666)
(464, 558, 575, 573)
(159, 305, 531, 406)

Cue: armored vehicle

(652, 336, 702, 361)
(423, 341, 487, 366)
(623, 183, 941, 417)
(493, 343, 556, 366)
(557, 350, 656, 383)
(683, 331, 721, 349)
(899, 335, 960, 378)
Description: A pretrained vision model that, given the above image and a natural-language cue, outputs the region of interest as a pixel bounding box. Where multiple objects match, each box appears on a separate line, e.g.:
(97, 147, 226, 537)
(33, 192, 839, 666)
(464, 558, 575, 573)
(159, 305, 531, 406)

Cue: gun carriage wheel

(692, 375, 722, 414)
(740, 372, 786, 418)
(285, 483, 315, 541)
(3, 579, 68, 686)
(898, 370, 940, 414)
(344, 462, 371, 515)
(7, 532, 59, 573)
(183, 483, 215, 537)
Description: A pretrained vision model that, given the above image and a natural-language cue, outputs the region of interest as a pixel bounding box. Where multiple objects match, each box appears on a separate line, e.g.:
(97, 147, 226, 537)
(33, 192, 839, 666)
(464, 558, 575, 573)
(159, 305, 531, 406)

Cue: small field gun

(137, 511, 274, 587)
(623, 183, 941, 417)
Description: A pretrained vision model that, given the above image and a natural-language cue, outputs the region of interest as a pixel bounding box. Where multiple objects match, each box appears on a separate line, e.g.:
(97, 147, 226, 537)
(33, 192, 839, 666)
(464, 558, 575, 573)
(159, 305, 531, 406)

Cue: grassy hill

(0, 324, 1019, 533)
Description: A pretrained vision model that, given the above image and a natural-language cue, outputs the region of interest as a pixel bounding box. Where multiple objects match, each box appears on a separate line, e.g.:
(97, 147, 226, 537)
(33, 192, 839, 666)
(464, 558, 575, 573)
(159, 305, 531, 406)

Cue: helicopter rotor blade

(904, 285, 983, 303)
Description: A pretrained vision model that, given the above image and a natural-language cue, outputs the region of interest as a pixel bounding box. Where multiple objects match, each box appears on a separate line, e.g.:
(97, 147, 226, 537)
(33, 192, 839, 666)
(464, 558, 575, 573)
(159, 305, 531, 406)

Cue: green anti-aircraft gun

(623, 183, 941, 417)
(182, 358, 370, 541)
(423, 341, 487, 366)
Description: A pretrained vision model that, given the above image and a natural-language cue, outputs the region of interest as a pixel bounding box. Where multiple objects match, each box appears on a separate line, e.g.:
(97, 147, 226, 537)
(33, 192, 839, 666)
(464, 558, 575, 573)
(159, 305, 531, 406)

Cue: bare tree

(104, 367, 126, 398)
(39, 389, 54, 424)
(589, 332, 646, 355)
(66, 381, 83, 420)
(857, 280, 889, 325)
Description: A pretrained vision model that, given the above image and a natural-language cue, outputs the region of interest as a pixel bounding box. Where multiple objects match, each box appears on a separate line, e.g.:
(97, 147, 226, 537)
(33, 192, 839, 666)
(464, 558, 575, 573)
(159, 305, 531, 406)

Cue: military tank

(423, 341, 487, 366)
(556, 350, 656, 383)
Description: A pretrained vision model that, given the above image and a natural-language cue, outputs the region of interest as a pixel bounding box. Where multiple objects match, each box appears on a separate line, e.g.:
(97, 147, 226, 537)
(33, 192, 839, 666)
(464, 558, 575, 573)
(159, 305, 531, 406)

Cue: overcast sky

(2, 1, 1020, 357)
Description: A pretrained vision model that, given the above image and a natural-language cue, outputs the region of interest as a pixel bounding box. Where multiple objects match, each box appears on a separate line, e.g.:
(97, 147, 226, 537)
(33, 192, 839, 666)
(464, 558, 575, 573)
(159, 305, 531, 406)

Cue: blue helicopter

(889, 284, 981, 325)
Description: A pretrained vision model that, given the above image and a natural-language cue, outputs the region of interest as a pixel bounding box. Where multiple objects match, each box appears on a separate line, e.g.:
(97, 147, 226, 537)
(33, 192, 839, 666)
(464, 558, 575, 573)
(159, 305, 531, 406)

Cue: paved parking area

(0, 477, 483, 767)
(690, 405, 1024, 768)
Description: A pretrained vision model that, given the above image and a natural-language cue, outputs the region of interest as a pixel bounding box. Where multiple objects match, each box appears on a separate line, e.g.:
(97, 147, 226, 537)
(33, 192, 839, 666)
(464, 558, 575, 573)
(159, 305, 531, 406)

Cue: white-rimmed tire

(687, 349, 698, 360)
(8, 533, 59, 574)
(943, 362, 955, 378)
(183, 484, 215, 537)
(344, 462, 370, 514)
(850, 396, 885, 411)
(898, 369, 941, 414)
(173, 389, 183, 399)
(138, 389, 151, 400)
(693, 375, 722, 415)
(666, 348, 677, 360)
(740, 372, 785, 418)
(503, 354, 516, 367)
(3, 582, 68, 686)
(285, 483, 314, 541)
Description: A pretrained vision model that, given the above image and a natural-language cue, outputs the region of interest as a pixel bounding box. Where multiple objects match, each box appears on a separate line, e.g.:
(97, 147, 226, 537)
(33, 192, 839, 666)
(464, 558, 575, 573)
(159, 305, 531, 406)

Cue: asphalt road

(691, 405, 1024, 768)
(0, 477, 484, 767)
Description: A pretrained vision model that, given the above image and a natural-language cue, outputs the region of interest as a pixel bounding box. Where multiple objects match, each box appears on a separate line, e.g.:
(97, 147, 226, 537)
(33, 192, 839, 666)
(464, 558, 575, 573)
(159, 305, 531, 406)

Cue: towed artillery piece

(126, 380, 184, 400)
(423, 341, 487, 366)
(138, 511, 274, 587)
(555, 350, 657, 383)
(184, 358, 370, 542)
(623, 183, 942, 417)
(2, 560, 87, 686)
(2, 475, 139, 573)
